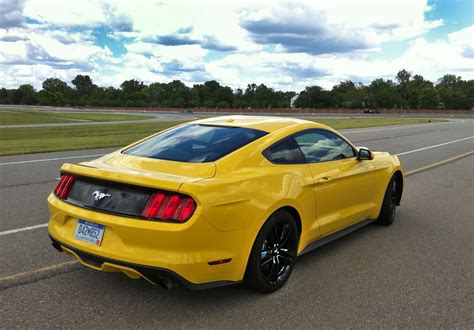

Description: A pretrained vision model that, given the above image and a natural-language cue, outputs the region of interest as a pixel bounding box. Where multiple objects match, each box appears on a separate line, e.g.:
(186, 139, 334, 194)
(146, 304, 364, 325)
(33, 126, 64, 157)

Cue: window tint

(294, 130, 355, 163)
(123, 124, 267, 163)
(263, 137, 306, 164)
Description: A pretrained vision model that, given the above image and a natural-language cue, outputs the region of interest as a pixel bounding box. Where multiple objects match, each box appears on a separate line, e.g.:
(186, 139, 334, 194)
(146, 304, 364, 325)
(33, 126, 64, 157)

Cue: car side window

(294, 130, 355, 163)
(263, 137, 306, 164)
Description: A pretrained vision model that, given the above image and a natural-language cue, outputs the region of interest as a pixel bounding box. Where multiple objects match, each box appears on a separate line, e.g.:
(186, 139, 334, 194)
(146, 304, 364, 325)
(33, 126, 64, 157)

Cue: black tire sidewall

(376, 177, 396, 226)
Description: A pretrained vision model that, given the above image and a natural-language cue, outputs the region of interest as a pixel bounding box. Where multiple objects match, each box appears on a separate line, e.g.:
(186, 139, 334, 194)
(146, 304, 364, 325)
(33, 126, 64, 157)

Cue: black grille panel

(66, 177, 153, 218)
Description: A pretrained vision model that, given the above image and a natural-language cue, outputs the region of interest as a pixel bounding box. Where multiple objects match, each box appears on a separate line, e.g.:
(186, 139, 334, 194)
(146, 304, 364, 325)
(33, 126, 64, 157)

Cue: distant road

(0, 105, 197, 127)
(1, 104, 472, 119)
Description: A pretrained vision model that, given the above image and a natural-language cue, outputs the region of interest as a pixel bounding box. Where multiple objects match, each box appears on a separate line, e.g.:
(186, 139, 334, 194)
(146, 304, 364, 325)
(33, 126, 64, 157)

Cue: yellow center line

(1, 150, 473, 285)
(0, 260, 78, 283)
(405, 150, 474, 177)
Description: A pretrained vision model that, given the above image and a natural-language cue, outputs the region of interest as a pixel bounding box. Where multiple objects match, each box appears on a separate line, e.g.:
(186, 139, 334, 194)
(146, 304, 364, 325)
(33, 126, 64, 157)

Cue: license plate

(75, 219, 105, 246)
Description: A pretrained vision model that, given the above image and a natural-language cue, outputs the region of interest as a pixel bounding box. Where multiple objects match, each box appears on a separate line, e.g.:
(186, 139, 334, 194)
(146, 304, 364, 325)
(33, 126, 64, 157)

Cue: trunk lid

(61, 152, 216, 191)
(58, 152, 215, 218)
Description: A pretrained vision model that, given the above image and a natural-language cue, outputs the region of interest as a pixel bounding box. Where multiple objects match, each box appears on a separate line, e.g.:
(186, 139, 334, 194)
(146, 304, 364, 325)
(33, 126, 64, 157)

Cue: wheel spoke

(278, 255, 292, 266)
(269, 257, 279, 282)
(270, 225, 280, 245)
(261, 256, 272, 267)
(261, 249, 271, 258)
(279, 224, 292, 247)
(277, 263, 287, 276)
(279, 249, 294, 265)
(260, 250, 271, 263)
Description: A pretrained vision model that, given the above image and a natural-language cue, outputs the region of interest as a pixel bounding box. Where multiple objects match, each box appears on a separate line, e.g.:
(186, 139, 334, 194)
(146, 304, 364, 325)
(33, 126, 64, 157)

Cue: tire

(244, 210, 299, 293)
(375, 177, 398, 226)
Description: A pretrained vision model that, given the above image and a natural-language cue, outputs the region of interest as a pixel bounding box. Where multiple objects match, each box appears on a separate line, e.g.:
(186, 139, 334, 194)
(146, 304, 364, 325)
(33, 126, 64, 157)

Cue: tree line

(0, 70, 472, 110)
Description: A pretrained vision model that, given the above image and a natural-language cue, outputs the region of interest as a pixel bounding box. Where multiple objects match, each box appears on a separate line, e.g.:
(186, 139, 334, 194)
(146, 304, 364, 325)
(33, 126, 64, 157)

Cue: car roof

(192, 115, 326, 133)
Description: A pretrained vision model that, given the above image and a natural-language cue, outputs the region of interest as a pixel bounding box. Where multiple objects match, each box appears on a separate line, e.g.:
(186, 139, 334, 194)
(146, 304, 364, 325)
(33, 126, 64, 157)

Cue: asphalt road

(0, 119, 473, 328)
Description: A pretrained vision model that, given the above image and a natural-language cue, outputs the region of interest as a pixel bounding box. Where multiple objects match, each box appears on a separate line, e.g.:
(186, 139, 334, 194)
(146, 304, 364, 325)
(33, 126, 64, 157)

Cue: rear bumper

(47, 194, 255, 287)
(49, 234, 238, 290)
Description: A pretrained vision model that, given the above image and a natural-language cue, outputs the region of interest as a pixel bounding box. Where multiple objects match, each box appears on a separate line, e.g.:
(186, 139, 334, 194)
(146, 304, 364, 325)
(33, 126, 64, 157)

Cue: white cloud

(240, 0, 443, 54)
(0, 0, 26, 28)
(112, 0, 259, 51)
(24, 0, 105, 26)
(0, 0, 471, 91)
(395, 26, 474, 80)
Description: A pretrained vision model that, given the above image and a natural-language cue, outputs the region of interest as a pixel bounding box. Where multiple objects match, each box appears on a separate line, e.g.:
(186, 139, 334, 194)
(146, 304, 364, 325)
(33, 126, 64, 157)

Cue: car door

(294, 129, 377, 236)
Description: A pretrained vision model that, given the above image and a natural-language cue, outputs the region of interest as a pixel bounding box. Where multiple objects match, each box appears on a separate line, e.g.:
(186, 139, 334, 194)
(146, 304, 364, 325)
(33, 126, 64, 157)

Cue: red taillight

(141, 192, 166, 218)
(175, 198, 196, 221)
(159, 195, 181, 220)
(141, 192, 196, 222)
(54, 174, 76, 199)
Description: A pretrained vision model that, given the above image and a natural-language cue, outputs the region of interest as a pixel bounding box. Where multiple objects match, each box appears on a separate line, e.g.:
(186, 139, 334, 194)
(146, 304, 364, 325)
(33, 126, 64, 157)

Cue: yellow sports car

(48, 116, 403, 293)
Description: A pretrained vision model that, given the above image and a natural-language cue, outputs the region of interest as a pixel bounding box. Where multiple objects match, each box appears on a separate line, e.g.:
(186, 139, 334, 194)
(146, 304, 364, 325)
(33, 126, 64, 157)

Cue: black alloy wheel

(245, 210, 299, 293)
(260, 221, 296, 284)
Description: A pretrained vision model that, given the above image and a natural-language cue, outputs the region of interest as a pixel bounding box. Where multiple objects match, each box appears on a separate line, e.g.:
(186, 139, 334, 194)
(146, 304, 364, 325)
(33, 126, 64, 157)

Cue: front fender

(369, 153, 404, 219)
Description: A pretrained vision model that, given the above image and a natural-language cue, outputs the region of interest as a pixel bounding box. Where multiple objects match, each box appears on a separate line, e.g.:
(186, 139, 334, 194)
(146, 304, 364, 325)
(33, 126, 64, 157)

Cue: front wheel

(375, 177, 398, 226)
(244, 210, 299, 293)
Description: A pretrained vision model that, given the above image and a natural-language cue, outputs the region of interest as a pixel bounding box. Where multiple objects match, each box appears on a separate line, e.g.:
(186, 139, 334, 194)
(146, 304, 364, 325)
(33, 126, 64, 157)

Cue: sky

(0, 0, 472, 92)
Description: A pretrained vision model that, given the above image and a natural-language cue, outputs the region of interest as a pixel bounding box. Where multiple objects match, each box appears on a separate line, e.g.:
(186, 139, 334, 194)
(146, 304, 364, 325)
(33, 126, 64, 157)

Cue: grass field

(0, 109, 155, 125)
(0, 117, 445, 156)
(309, 117, 444, 129)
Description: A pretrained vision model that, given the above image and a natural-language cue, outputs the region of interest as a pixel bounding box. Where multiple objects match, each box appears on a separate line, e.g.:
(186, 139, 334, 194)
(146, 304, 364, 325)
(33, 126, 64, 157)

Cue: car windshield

(123, 124, 268, 163)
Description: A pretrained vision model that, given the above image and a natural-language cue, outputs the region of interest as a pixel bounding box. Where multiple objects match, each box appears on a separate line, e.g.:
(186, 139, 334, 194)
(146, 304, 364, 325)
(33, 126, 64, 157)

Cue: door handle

(317, 176, 333, 184)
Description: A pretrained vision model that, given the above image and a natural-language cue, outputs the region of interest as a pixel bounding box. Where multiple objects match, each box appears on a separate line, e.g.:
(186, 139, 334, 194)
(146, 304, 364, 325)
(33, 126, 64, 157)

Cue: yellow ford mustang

(48, 116, 403, 293)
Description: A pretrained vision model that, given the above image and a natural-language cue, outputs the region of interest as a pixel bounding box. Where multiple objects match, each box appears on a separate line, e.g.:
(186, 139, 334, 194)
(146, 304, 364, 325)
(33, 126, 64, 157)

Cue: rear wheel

(375, 177, 398, 226)
(244, 210, 299, 293)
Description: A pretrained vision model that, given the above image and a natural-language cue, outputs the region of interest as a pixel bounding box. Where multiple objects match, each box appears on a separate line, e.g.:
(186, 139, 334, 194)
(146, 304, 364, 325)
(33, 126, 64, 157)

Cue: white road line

(0, 153, 106, 166)
(395, 136, 474, 156)
(0, 223, 48, 236)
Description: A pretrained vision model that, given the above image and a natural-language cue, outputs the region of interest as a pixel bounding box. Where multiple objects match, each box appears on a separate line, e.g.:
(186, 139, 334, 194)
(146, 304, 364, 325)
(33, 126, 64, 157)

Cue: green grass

(0, 122, 185, 156)
(418, 116, 473, 119)
(309, 117, 444, 129)
(0, 117, 445, 156)
(0, 109, 155, 125)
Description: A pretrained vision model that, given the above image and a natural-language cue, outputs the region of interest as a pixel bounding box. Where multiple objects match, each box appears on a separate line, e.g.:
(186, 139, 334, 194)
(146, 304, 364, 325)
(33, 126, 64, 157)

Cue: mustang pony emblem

(92, 191, 111, 201)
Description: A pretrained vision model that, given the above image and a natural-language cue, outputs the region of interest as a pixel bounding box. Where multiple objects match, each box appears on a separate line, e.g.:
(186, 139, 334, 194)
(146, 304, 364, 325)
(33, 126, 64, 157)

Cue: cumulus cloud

(24, 0, 105, 26)
(163, 60, 205, 73)
(101, 2, 134, 32)
(0, 0, 26, 28)
(240, 0, 443, 55)
(143, 27, 237, 52)
(24, 0, 133, 32)
(448, 25, 474, 59)
(241, 5, 373, 55)
(0, 31, 111, 77)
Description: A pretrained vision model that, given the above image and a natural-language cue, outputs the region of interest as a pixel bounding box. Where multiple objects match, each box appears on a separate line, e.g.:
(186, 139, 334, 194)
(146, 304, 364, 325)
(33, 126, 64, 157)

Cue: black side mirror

(358, 148, 373, 160)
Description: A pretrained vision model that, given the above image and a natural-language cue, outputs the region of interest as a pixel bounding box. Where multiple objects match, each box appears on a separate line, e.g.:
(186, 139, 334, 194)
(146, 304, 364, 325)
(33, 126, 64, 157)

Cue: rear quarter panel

(180, 165, 315, 233)
(179, 161, 316, 278)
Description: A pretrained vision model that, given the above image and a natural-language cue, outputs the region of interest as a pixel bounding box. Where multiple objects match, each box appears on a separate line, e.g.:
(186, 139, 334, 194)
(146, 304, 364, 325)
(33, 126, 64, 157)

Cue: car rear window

(123, 124, 268, 163)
